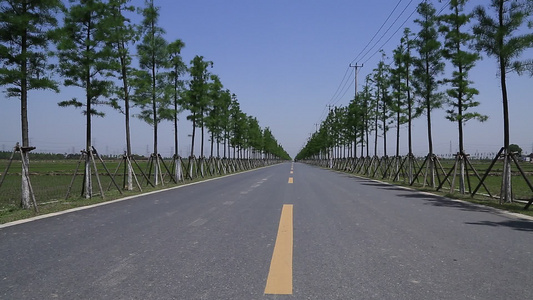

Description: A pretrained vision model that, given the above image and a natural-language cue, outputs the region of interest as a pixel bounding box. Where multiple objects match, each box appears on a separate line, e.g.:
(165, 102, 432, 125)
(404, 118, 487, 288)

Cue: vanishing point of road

(1, 162, 532, 299)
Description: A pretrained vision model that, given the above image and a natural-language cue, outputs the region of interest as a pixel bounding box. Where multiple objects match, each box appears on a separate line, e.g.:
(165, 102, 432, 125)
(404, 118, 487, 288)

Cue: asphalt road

(1, 162, 532, 299)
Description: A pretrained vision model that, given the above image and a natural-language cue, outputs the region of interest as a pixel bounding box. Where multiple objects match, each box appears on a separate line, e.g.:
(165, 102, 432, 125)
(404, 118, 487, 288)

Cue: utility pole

(349, 63, 363, 98)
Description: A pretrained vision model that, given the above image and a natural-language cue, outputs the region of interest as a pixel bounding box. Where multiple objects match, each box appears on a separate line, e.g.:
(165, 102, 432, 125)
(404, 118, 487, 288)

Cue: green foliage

(473, 0, 533, 152)
(181, 55, 212, 156)
(412, 1, 445, 155)
(107, 0, 138, 114)
(247, 116, 263, 153)
(263, 127, 290, 160)
(0, 0, 62, 153)
(219, 89, 233, 149)
(167, 39, 186, 111)
(182, 55, 212, 126)
(205, 74, 224, 144)
(412, 1, 445, 113)
(391, 43, 409, 126)
(0, 0, 61, 97)
(167, 38, 186, 156)
(229, 95, 246, 152)
(509, 144, 523, 155)
(473, 0, 533, 75)
(372, 52, 394, 141)
(133, 0, 171, 127)
(346, 95, 364, 149)
(440, 0, 487, 131)
(55, 0, 116, 117)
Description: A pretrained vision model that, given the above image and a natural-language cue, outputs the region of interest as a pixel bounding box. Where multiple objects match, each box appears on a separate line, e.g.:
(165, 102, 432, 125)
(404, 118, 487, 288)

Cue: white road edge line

(0, 163, 283, 229)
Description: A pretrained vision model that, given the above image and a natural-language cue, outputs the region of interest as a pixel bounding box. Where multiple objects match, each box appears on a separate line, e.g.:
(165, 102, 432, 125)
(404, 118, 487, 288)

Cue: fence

(299, 155, 533, 206)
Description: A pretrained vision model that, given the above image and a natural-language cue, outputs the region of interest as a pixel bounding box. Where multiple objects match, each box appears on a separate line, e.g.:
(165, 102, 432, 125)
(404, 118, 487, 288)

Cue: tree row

(0, 0, 290, 207)
(296, 0, 533, 203)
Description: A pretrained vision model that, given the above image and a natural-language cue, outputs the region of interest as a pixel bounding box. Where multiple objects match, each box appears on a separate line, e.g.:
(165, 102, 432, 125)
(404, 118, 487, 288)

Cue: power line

(362, 0, 451, 66)
(350, 0, 405, 64)
(309, 0, 452, 143)
(326, 66, 352, 105)
(330, 68, 354, 105)
(331, 79, 354, 106)
(363, 6, 417, 65)
(359, 0, 415, 64)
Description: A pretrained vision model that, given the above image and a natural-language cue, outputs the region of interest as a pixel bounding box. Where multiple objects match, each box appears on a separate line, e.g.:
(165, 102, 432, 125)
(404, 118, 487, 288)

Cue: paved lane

(1, 162, 532, 299)
(290, 163, 533, 299)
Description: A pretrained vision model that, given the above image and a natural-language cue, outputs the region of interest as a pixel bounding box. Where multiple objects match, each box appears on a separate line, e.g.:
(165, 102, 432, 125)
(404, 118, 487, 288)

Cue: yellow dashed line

(264, 204, 293, 295)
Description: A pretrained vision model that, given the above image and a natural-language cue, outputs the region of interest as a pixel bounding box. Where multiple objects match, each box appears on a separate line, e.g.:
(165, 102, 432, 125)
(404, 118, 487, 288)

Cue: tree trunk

(85, 22, 92, 199)
(374, 101, 379, 157)
(201, 109, 205, 158)
(20, 9, 31, 208)
(190, 114, 196, 157)
(396, 74, 401, 158)
(174, 67, 179, 159)
(119, 39, 133, 191)
(151, 7, 159, 185)
(210, 132, 214, 158)
(499, 0, 512, 203)
(223, 130, 227, 158)
(426, 88, 435, 188)
(190, 115, 196, 178)
(382, 99, 387, 157)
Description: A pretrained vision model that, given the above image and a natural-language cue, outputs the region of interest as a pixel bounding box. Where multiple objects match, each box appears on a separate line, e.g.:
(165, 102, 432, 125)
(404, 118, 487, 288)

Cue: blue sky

(1, 0, 532, 158)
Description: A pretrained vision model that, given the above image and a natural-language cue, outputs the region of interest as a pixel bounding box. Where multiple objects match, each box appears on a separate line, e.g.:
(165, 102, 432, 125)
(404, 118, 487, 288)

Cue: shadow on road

(334, 171, 533, 232)
(349, 176, 495, 213)
(464, 220, 533, 232)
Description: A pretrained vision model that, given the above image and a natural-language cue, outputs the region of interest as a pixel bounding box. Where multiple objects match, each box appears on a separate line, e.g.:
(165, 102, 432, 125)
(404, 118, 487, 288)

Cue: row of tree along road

(296, 0, 533, 207)
(0, 0, 290, 210)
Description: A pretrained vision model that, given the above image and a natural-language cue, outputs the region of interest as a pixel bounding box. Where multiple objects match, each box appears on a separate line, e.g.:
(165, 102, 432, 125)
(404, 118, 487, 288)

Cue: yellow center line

(264, 204, 293, 295)
(288, 177, 293, 184)
(290, 171, 293, 174)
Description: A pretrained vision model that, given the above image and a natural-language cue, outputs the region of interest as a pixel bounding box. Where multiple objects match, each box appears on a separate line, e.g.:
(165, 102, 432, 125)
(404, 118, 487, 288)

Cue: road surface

(1, 162, 532, 299)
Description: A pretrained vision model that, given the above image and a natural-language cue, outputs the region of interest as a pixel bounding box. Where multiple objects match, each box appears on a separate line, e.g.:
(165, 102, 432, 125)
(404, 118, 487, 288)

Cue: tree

(0, 0, 62, 208)
(392, 28, 419, 183)
(206, 74, 223, 157)
(372, 51, 393, 158)
(390, 38, 413, 181)
(473, 0, 533, 203)
(247, 116, 263, 159)
(134, 0, 170, 185)
(167, 39, 186, 159)
(181, 55, 212, 158)
(391, 38, 410, 158)
(400, 28, 417, 158)
(361, 76, 373, 157)
(347, 96, 364, 158)
(263, 127, 290, 160)
(412, 1, 445, 188)
(107, 0, 137, 190)
(218, 90, 232, 158)
(439, 0, 487, 194)
(56, 0, 115, 198)
(509, 144, 523, 156)
(228, 96, 246, 158)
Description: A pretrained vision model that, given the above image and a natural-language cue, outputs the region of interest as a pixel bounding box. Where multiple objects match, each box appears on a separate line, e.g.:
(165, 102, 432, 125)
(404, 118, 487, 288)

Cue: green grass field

(0, 158, 157, 208)
(433, 159, 533, 200)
